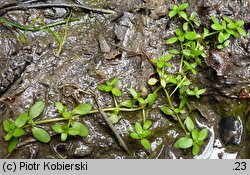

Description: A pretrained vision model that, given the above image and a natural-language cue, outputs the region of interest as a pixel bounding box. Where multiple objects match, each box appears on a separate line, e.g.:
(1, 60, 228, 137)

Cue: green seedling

(130, 88, 147, 106)
(174, 117, 208, 155)
(187, 87, 206, 98)
(52, 102, 90, 141)
(3, 101, 50, 153)
(169, 3, 189, 21)
(210, 16, 246, 49)
(128, 120, 153, 149)
(98, 77, 122, 97)
(0, 11, 73, 56)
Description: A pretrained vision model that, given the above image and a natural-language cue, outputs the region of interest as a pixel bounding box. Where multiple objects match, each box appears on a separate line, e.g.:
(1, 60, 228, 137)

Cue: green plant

(128, 120, 153, 149)
(3, 101, 92, 153)
(98, 77, 122, 97)
(3, 101, 50, 153)
(174, 117, 208, 155)
(0, 11, 73, 57)
(146, 2, 246, 156)
(51, 102, 90, 141)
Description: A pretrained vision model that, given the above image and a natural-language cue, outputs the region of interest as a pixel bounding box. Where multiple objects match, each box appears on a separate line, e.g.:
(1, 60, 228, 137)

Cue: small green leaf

(148, 78, 158, 85)
(130, 132, 140, 139)
(29, 101, 45, 119)
(130, 88, 138, 98)
(119, 99, 134, 108)
(218, 32, 225, 43)
(217, 44, 224, 49)
(14, 112, 28, 128)
(198, 128, 208, 141)
(203, 27, 210, 37)
(222, 16, 233, 23)
(237, 27, 246, 37)
(192, 129, 199, 141)
(97, 84, 106, 92)
(140, 130, 151, 138)
(167, 37, 178, 44)
(68, 128, 80, 136)
(111, 88, 122, 96)
(183, 22, 189, 31)
(7, 137, 18, 153)
(109, 113, 119, 124)
(140, 139, 151, 149)
(184, 117, 195, 132)
(175, 28, 183, 36)
(62, 111, 71, 119)
(13, 128, 24, 137)
(224, 40, 231, 47)
(228, 22, 237, 29)
(104, 85, 113, 92)
(110, 77, 119, 86)
(55, 102, 64, 112)
(143, 120, 153, 130)
(198, 88, 206, 95)
(185, 32, 199, 40)
(72, 103, 92, 115)
(161, 106, 174, 116)
(169, 10, 178, 18)
(211, 16, 219, 24)
(235, 20, 244, 27)
(135, 122, 143, 134)
(71, 121, 89, 137)
(3, 119, 13, 133)
(61, 133, 68, 141)
(168, 49, 180, 55)
(52, 124, 64, 133)
(178, 2, 189, 10)
(178, 36, 185, 42)
(4, 133, 13, 141)
(174, 137, 186, 148)
(182, 49, 192, 56)
(157, 61, 165, 69)
(138, 98, 146, 106)
(178, 11, 188, 21)
(192, 143, 200, 155)
(211, 23, 223, 31)
(178, 137, 193, 149)
(32, 127, 51, 143)
(160, 79, 166, 88)
(147, 93, 158, 107)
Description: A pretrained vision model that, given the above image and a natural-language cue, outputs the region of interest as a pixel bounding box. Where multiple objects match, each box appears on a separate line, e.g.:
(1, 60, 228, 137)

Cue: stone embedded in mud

(67, 141, 93, 158)
(219, 116, 243, 145)
(0, 54, 30, 96)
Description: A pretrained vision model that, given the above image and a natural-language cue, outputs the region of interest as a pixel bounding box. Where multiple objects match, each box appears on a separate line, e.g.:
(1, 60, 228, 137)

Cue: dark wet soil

(0, 0, 250, 159)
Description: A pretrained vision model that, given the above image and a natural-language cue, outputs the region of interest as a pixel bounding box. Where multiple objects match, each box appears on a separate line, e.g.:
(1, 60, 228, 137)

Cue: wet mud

(0, 0, 250, 159)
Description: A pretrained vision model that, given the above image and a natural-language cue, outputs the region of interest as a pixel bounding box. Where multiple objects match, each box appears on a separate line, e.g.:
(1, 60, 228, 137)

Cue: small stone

(219, 116, 243, 145)
(67, 141, 93, 157)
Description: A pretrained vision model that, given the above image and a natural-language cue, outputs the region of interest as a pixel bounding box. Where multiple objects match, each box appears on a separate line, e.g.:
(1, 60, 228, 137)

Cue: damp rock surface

(0, 0, 250, 159)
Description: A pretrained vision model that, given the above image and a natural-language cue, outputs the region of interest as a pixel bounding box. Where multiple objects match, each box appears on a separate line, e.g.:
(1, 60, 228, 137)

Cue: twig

(0, 3, 116, 16)
(89, 90, 131, 155)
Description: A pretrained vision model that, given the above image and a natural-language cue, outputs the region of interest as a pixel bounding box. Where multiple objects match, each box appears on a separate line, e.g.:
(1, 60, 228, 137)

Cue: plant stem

(205, 31, 220, 37)
(176, 114, 189, 135)
(163, 88, 188, 135)
(154, 86, 162, 94)
(33, 118, 68, 125)
(56, 10, 72, 56)
(27, 107, 145, 126)
(170, 76, 186, 97)
(112, 94, 118, 107)
(142, 109, 146, 123)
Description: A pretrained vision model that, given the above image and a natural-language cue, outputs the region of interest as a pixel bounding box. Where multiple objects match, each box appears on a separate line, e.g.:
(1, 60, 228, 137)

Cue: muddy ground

(0, 0, 250, 159)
